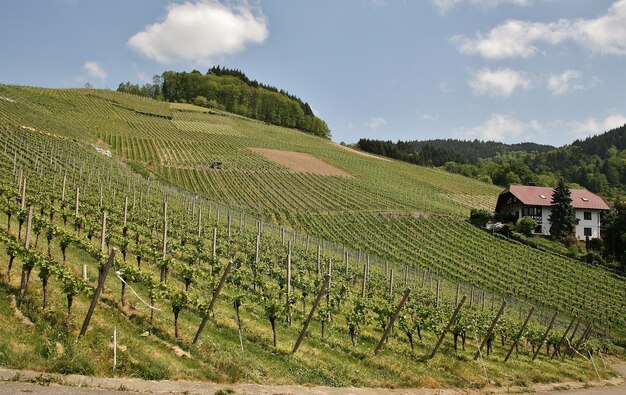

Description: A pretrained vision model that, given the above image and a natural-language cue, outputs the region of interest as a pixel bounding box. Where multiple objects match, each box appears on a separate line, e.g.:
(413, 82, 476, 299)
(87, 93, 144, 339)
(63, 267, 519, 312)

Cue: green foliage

(549, 179, 576, 241)
(359, 125, 626, 198)
(160, 69, 331, 138)
(516, 217, 537, 237)
(469, 209, 493, 228)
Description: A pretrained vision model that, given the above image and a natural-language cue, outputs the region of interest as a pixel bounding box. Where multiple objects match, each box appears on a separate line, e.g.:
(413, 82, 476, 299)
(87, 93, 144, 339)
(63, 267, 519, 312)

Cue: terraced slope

(0, 84, 623, 333)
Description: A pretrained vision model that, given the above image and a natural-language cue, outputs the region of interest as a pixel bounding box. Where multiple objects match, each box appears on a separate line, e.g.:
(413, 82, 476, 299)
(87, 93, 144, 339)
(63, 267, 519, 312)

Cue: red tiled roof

(503, 185, 610, 210)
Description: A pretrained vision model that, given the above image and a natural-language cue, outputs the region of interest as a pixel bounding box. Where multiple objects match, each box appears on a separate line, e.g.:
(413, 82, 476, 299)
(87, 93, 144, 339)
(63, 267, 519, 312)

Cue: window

(584, 211, 592, 221)
(522, 207, 542, 217)
(584, 227, 592, 237)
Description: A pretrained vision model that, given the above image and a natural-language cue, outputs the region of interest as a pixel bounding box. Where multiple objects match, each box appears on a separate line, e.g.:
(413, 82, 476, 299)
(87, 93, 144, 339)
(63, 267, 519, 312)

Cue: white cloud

(368, 117, 387, 129)
(472, 0, 531, 8)
(559, 114, 626, 140)
(419, 112, 439, 121)
(83, 61, 107, 80)
(547, 69, 584, 95)
(469, 68, 531, 97)
(432, 0, 462, 14)
(455, 113, 532, 141)
(432, 0, 530, 14)
(451, 19, 570, 59)
(455, 113, 626, 143)
(451, 0, 626, 59)
(128, 0, 269, 64)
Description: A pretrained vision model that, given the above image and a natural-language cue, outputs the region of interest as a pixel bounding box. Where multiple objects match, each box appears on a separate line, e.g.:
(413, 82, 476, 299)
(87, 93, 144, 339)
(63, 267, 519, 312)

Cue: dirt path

(0, 365, 624, 395)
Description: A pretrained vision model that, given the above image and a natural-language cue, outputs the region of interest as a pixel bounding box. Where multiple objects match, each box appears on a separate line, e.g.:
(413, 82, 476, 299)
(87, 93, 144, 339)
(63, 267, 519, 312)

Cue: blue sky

(1, 0, 625, 147)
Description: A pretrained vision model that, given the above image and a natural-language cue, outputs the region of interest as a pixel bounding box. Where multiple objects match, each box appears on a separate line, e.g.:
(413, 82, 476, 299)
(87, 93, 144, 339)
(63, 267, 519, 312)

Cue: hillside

(118, 67, 331, 138)
(0, 84, 623, 329)
(0, 84, 623, 386)
(357, 127, 626, 199)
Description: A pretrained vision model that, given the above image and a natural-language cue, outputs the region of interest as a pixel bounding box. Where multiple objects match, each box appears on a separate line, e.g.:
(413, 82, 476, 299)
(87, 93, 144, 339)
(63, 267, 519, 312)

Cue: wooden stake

(293, 274, 331, 354)
(162, 201, 167, 257)
(100, 211, 107, 252)
(193, 260, 234, 346)
(317, 245, 321, 276)
(552, 317, 576, 359)
(504, 307, 534, 362)
(375, 289, 411, 355)
(430, 295, 467, 359)
(197, 205, 202, 237)
(75, 186, 80, 218)
(123, 197, 128, 226)
(474, 301, 506, 360)
(361, 263, 367, 298)
(24, 205, 33, 249)
(79, 249, 117, 338)
(20, 178, 27, 210)
(532, 311, 558, 361)
(436, 276, 441, 308)
(212, 227, 217, 259)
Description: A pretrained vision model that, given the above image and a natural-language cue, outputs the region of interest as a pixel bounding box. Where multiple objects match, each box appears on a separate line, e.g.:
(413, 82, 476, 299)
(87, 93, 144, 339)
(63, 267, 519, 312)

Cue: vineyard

(0, 84, 624, 386)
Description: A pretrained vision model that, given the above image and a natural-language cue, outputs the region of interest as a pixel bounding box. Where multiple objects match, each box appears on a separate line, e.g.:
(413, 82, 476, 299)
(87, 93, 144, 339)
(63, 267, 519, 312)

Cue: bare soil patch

(251, 148, 352, 177)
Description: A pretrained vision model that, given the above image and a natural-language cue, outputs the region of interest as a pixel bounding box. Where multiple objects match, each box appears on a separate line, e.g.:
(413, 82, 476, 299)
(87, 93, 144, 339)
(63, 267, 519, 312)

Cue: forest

(117, 67, 331, 139)
(357, 125, 626, 198)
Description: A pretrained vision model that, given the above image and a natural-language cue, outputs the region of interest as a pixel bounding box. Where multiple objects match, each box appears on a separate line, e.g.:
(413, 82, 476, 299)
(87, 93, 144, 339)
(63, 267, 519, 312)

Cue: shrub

(469, 209, 493, 228)
(516, 217, 536, 237)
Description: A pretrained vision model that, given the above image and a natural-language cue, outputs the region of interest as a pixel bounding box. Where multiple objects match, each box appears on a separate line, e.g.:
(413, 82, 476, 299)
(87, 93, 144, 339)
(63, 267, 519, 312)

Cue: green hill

(0, 84, 623, 386)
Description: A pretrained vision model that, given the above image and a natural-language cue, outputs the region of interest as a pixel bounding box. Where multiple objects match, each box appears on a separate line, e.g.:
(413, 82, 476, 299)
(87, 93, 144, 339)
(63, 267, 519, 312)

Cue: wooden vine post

(430, 295, 467, 359)
(100, 211, 107, 252)
(532, 310, 558, 361)
(192, 260, 234, 346)
(293, 274, 331, 354)
(551, 316, 577, 359)
(361, 263, 367, 298)
(197, 204, 202, 237)
(435, 276, 441, 308)
(316, 245, 321, 276)
(474, 300, 506, 360)
(20, 178, 27, 210)
(212, 227, 217, 259)
(79, 249, 117, 338)
(162, 200, 167, 257)
(123, 196, 128, 227)
(24, 205, 33, 249)
(375, 288, 411, 355)
(75, 186, 80, 217)
(504, 307, 534, 362)
(286, 241, 292, 324)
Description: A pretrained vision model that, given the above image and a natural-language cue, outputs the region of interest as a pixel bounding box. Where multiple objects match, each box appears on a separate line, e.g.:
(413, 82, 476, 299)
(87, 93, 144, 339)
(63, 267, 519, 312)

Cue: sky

(1, 0, 625, 147)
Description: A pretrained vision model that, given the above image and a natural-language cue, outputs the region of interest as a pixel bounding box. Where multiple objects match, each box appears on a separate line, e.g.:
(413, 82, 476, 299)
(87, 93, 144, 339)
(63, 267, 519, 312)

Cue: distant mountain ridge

(356, 138, 554, 167)
(357, 124, 626, 198)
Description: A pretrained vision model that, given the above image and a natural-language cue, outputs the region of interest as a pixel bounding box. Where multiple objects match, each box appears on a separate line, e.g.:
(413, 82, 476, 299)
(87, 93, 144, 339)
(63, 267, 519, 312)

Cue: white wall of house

(537, 207, 602, 239)
(540, 207, 551, 236)
(574, 209, 601, 240)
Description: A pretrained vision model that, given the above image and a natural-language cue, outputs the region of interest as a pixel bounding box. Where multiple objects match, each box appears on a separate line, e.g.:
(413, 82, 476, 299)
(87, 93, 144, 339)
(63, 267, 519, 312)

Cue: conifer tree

(549, 178, 576, 240)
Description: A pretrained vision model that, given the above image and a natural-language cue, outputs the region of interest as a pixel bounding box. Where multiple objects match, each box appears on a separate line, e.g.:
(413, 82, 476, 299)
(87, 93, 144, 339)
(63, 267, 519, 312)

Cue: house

(495, 185, 610, 240)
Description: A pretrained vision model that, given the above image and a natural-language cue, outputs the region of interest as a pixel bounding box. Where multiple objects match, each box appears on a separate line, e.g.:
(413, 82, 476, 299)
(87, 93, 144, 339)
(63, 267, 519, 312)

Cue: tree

(549, 178, 576, 241)
(602, 199, 626, 270)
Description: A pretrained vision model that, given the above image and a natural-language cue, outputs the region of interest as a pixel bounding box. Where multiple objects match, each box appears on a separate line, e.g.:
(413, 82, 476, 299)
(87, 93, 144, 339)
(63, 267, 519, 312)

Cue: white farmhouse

(495, 185, 610, 240)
